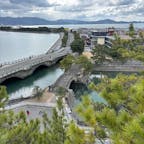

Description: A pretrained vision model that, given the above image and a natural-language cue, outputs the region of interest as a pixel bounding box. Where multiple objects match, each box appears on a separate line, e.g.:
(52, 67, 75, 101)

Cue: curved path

(52, 64, 81, 90)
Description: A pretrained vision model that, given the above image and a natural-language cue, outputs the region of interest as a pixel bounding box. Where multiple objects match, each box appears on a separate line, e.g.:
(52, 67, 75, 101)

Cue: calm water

(0, 31, 61, 99)
(70, 82, 106, 104)
(1, 23, 142, 101)
(24, 23, 144, 29)
(3, 65, 64, 99)
(0, 31, 59, 63)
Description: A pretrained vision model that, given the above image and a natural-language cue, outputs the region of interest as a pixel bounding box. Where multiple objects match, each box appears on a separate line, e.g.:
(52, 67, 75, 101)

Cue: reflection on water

(3, 65, 64, 99)
(69, 81, 107, 104)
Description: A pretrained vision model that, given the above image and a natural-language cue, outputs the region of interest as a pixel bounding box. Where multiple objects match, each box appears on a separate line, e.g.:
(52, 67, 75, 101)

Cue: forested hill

(0, 17, 143, 25)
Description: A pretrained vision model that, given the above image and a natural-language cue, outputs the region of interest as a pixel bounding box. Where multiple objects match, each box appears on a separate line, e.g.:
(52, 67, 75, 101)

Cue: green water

(3, 65, 64, 99)
(3, 67, 137, 101)
(0, 31, 62, 99)
(69, 82, 107, 105)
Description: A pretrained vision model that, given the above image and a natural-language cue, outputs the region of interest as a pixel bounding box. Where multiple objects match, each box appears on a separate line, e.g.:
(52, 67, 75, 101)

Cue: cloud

(0, 0, 143, 21)
(9, 0, 53, 7)
(105, 0, 136, 6)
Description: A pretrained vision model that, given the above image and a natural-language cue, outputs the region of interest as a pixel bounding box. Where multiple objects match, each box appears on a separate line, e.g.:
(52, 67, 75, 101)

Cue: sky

(0, 0, 144, 21)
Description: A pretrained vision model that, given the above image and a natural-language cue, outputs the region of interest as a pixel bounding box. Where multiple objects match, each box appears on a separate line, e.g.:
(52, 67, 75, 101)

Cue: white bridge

(0, 32, 74, 83)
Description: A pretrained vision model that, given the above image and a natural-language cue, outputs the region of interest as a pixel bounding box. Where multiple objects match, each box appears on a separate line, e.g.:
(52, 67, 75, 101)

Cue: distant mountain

(0, 17, 143, 25)
(0, 17, 51, 25)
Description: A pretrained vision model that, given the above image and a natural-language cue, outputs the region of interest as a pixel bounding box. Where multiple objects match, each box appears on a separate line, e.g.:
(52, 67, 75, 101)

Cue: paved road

(5, 101, 56, 131)
(66, 32, 74, 47)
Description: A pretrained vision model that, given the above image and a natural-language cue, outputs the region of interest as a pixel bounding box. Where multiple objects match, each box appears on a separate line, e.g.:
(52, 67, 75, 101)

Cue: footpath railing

(0, 33, 63, 67)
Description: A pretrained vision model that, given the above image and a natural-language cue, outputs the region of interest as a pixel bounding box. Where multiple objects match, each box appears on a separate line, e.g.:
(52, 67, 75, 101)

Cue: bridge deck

(53, 65, 81, 89)
(0, 48, 71, 79)
(0, 32, 74, 81)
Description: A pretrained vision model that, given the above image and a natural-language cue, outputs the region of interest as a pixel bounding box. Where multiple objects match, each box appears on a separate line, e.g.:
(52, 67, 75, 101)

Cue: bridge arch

(1, 76, 24, 84)
(66, 78, 77, 89)
(32, 64, 49, 73)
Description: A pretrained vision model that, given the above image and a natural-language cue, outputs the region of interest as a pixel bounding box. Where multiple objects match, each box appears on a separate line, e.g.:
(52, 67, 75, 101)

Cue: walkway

(0, 32, 74, 83)
(52, 64, 82, 90)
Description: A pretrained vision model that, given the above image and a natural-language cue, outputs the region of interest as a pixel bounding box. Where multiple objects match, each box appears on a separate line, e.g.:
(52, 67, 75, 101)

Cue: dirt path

(27, 88, 56, 103)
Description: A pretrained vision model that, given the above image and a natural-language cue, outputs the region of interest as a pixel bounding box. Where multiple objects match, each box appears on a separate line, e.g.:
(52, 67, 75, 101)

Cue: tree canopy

(92, 45, 110, 64)
(129, 23, 135, 37)
(60, 54, 75, 71)
(0, 86, 93, 144)
(60, 54, 93, 73)
(77, 74, 144, 144)
(70, 32, 85, 54)
(62, 31, 68, 47)
(1, 71, 144, 144)
(76, 55, 93, 73)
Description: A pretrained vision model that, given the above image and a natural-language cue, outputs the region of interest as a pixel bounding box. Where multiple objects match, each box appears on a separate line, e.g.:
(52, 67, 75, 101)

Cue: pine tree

(77, 74, 144, 144)
(129, 23, 135, 37)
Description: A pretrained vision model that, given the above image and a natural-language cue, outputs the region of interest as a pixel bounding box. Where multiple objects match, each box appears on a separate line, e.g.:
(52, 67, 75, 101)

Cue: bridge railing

(0, 47, 70, 68)
(0, 48, 71, 79)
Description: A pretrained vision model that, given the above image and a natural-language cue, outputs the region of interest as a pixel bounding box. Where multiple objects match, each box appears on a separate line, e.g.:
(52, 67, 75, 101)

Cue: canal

(0, 31, 61, 99)
(69, 81, 107, 105)
(3, 65, 64, 99)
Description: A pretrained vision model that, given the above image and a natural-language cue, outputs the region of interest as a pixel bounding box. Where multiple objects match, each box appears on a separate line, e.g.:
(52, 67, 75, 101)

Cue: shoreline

(0, 31, 63, 67)
(7, 87, 55, 106)
(0, 26, 66, 34)
(0, 29, 60, 34)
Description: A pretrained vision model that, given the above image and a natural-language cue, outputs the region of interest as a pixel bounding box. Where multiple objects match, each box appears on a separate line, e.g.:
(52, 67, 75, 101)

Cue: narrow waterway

(69, 81, 107, 105)
(3, 65, 64, 99)
(0, 31, 62, 99)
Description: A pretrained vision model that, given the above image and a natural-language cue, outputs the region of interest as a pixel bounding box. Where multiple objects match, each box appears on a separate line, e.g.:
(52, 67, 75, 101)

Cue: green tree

(76, 96, 105, 144)
(92, 45, 108, 64)
(76, 55, 93, 73)
(60, 54, 75, 71)
(0, 86, 8, 108)
(55, 86, 67, 98)
(0, 86, 41, 144)
(62, 31, 68, 47)
(71, 39, 84, 54)
(129, 23, 135, 37)
(64, 121, 95, 144)
(42, 98, 67, 144)
(77, 74, 144, 144)
(139, 31, 144, 40)
(70, 31, 85, 54)
(0, 86, 69, 144)
(34, 86, 43, 99)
